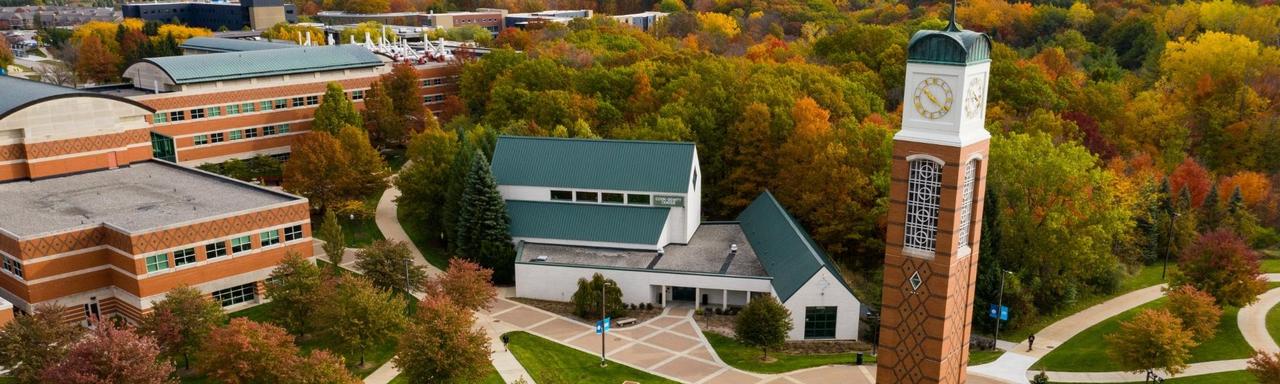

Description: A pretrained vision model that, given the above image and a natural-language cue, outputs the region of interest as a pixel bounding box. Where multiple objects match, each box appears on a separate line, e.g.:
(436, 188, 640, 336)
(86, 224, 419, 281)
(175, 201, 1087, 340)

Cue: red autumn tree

(1173, 229, 1267, 307)
(40, 324, 176, 384)
(1248, 351, 1280, 384)
(75, 34, 121, 84)
(137, 285, 226, 370)
(382, 62, 425, 133)
(195, 318, 305, 384)
(1164, 285, 1222, 342)
(394, 295, 491, 383)
(423, 258, 497, 312)
(1169, 157, 1213, 208)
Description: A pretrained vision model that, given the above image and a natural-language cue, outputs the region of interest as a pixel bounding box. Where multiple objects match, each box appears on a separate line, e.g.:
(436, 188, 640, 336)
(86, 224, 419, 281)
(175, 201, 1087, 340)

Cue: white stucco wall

(782, 268, 861, 340)
(682, 147, 701, 244)
(512, 234, 665, 251)
(0, 97, 150, 144)
(514, 262, 773, 306)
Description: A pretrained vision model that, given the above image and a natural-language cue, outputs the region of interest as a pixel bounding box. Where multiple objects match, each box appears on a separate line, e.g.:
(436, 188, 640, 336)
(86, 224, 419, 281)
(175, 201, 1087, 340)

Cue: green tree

(454, 150, 516, 283)
(441, 133, 478, 252)
(394, 296, 491, 383)
(319, 209, 347, 269)
(335, 124, 390, 198)
(313, 83, 363, 134)
(0, 304, 82, 384)
(570, 273, 626, 320)
(734, 295, 793, 361)
(1105, 309, 1196, 375)
(395, 128, 459, 238)
(265, 252, 325, 336)
(362, 81, 406, 149)
(1173, 229, 1267, 307)
(138, 286, 227, 370)
(354, 239, 427, 292)
(315, 274, 408, 366)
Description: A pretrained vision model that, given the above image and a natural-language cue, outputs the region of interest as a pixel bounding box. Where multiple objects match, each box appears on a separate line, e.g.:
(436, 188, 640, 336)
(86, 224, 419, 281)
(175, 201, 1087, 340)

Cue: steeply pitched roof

(0, 76, 153, 120)
(491, 136, 696, 193)
(736, 191, 855, 302)
(179, 37, 296, 53)
(506, 200, 670, 246)
(140, 45, 383, 85)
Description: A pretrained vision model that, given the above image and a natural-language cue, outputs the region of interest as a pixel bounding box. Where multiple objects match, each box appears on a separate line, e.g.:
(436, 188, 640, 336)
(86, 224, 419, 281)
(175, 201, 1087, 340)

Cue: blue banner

(988, 304, 1009, 321)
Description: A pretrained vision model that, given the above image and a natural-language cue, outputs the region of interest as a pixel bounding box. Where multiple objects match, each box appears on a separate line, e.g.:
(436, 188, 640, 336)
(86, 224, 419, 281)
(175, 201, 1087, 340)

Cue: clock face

(964, 76, 986, 118)
(913, 77, 954, 120)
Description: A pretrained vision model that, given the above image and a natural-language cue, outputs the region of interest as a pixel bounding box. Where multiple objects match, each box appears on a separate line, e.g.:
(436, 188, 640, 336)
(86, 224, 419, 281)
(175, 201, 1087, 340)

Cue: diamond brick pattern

(18, 227, 105, 259)
(0, 144, 23, 161)
(24, 129, 149, 159)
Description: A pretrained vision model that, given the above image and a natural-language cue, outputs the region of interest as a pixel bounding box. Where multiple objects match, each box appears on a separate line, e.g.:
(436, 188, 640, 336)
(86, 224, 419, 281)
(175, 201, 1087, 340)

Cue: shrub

(734, 296, 793, 360)
(570, 273, 626, 319)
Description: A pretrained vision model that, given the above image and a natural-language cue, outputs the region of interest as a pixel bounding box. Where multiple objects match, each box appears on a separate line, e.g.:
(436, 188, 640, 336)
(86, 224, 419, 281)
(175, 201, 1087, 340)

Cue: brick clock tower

(876, 7, 993, 384)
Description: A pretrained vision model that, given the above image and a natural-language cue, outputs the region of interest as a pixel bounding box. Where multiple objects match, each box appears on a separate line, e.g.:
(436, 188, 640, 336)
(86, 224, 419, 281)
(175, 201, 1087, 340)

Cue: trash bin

(856, 352, 863, 365)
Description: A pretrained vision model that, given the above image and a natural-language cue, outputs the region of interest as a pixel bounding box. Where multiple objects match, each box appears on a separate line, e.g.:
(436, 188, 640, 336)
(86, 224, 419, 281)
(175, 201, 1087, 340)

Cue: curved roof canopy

(0, 76, 154, 121)
(179, 37, 296, 53)
(907, 17, 992, 66)
(139, 44, 384, 85)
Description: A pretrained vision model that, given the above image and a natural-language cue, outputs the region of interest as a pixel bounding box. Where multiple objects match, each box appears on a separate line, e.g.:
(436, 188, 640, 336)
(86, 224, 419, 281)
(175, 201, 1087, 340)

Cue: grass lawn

(313, 190, 386, 248)
(702, 332, 869, 373)
(396, 207, 451, 270)
(506, 331, 678, 384)
(1268, 292, 1280, 347)
(999, 264, 1170, 342)
(388, 368, 505, 384)
(969, 349, 1005, 366)
(1035, 297, 1254, 372)
(1060, 370, 1259, 384)
(1263, 257, 1280, 274)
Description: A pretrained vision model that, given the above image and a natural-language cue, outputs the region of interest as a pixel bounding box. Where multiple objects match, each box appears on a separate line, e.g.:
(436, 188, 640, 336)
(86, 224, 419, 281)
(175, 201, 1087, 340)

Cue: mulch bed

(510, 298, 664, 326)
(702, 318, 873, 354)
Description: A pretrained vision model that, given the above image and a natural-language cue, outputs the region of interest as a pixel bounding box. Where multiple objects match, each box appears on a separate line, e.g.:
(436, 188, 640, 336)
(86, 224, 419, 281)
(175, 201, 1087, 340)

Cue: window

(263, 125, 277, 136)
(206, 106, 221, 117)
(230, 236, 252, 254)
(229, 130, 242, 140)
(274, 99, 287, 109)
(292, 97, 305, 107)
(692, 169, 698, 189)
(958, 160, 978, 248)
(211, 282, 256, 307)
(260, 230, 280, 247)
(3, 256, 23, 279)
(278, 124, 290, 134)
(244, 128, 258, 138)
(173, 248, 197, 267)
(205, 241, 227, 259)
(227, 104, 240, 115)
(305, 95, 319, 105)
(804, 307, 838, 339)
(575, 191, 598, 202)
(210, 132, 224, 143)
(153, 112, 168, 123)
(602, 193, 624, 203)
(193, 135, 209, 145)
(904, 158, 943, 252)
(145, 254, 169, 273)
(260, 100, 273, 111)
(627, 194, 650, 205)
(189, 108, 205, 119)
(241, 103, 255, 113)
(168, 111, 185, 122)
(351, 90, 365, 100)
(271, 153, 291, 163)
(550, 190, 573, 201)
(421, 79, 430, 87)
(283, 225, 303, 241)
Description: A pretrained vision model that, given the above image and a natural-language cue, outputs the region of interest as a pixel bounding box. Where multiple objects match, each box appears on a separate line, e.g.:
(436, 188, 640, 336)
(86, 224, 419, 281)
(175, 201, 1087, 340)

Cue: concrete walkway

(374, 183, 443, 276)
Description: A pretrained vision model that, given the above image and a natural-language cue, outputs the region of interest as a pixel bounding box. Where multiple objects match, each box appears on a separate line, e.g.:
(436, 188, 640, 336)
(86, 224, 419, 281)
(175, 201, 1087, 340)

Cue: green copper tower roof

(907, 0, 992, 65)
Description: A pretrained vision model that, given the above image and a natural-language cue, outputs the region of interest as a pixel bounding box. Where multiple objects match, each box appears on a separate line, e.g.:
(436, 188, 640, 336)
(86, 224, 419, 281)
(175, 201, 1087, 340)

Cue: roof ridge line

(498, 135, 695, 147)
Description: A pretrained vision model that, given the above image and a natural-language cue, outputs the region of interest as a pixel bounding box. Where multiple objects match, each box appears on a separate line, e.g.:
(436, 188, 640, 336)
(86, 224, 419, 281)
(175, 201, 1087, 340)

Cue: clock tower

(876, 3, 992, 384)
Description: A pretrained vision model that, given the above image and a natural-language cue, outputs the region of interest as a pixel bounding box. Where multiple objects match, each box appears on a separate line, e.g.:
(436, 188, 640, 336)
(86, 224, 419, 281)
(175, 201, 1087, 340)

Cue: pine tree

(1200, 183, 1222, 231)
(454, 150, 515, 283)
(313, 83, 362, 134)
(1229, 186, 1245, 215)
(441, 134, 476, 252)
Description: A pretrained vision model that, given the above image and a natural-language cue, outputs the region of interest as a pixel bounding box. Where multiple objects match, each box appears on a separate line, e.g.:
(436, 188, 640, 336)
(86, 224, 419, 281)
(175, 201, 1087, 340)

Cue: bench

(614, 317, 638, 327)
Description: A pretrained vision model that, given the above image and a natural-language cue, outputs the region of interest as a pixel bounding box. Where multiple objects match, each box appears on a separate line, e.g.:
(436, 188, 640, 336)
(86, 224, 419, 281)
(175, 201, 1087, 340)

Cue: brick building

(0, 76, 312, 324)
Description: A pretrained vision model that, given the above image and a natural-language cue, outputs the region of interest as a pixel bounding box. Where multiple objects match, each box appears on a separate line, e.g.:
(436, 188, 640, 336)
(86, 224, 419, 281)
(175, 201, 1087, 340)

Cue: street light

(600, 280, 615, 367)
(1162, 212, 1181, 280)
(994, 270, 1013, 347)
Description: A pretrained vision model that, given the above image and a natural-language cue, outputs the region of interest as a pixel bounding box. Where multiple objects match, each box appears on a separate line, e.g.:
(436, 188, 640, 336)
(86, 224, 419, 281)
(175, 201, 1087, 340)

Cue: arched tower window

(957, 159, 979, 248)
(904, 158, 943, 252)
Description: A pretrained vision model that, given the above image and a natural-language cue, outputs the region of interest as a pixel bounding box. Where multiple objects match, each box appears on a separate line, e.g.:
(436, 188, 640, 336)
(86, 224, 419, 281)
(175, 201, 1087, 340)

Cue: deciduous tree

(1249, 351, 1280, 384)
(1174, 229, 1267, 307)
(0, 41, 13, 71)
(395, 128, 458, 237)
(424, 258, 496, 312)
(139, 285, 226, 370)
(319, 210, 346, 269)
(40, 324, 176, 384)
(266, 253, 325, 336)
(1164, 285, 1221, 342)
(454, 150, 516, 283)
(734, 295, 792, 361)
(354, 239, 427, 292)
(1106, 309, 1196, 375)
(0, 304, 83, 384)
(383, 62, 426, 132)
(315, 274, 408, 366)
(283, 131, 350, 211)
(570, 273, 626, 320)
(195, 319, 305, 383)
(394, 296, 491, 383)
(75, 34, 119, 84)
(362, 81, 406, 148)
(313, 83, 363, 134)
(335, 124, 391, 198)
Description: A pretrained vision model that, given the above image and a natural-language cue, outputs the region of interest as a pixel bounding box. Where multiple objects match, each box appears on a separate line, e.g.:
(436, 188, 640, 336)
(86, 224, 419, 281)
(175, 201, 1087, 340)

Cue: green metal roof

(736, 191, 855, 302)
(141, 45, 383, 85)
(0, 76, 153, 120)
(179, 37, 296, 53)
(491, 136, 696, 193)
(506, 200, 670, 246)
(907, 20, 991, 66)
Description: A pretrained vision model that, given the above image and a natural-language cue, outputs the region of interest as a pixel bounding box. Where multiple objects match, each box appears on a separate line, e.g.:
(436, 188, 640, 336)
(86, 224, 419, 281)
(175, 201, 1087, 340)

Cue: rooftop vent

(730, 244, 738, 254)
(533, 255, 548, 262)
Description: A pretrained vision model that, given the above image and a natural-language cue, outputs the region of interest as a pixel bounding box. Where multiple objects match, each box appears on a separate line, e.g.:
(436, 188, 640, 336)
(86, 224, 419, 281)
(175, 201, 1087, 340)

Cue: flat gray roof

(519, 223, 767, 277)
(0, 161, 299, 238)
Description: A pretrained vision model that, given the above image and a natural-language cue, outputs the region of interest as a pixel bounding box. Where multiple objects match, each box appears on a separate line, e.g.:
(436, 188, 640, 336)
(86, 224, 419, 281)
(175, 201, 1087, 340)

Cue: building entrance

(671, 287, 696, 302)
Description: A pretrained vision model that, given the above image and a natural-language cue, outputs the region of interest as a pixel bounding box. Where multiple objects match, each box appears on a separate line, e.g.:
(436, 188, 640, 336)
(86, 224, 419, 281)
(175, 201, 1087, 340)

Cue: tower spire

(946, 0, 961, 32)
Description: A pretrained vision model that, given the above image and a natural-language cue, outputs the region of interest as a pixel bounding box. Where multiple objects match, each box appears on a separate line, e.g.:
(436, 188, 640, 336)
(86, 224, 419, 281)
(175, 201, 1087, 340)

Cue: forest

(393, 0, 1280, 337)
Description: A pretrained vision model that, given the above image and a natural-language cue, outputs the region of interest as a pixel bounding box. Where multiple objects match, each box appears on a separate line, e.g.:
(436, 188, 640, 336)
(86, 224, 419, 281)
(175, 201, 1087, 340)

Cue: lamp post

(1162, 212, 1180, 280)
(600, 280, 614, 367)
(994, 270, 1013, 347)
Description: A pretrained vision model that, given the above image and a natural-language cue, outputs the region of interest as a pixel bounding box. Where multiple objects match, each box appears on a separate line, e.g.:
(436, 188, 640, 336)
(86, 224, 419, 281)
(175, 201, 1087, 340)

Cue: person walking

(1027, 333, 1036, 351)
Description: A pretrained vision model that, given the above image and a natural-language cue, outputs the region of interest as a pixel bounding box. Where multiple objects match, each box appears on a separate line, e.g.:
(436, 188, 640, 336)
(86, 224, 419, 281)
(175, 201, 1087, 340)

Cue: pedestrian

(1028, 333, 1036, 351)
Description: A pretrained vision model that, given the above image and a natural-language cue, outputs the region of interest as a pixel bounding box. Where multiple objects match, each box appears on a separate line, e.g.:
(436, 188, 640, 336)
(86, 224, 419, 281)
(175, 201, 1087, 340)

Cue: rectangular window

(263, 125, 277, 136)
(229, 130, 242, 140)
(227, 104, 240, 115)
(602, 193, 624, 204)
(206, 106, 221, 117)
(274, 99, 287, 109)
(433, 78, 443, 85)
(3, 257, 23, 279)
(575, 191, 598, 202)
(283, 225, 303, 241)
(173, 248, 197, 267)
(627, 194, 650, 205)
(244, 128, 258, 138)
(278, 124, 290, 134)
(351, 90, 365, 100)
(210, 132, 224, 143)
(305, 95, 319, 105)
(145, 253, 169, 273)
(205, 241, 227, 259)
(211, 282, 256, 307)
(189, 108, 205, 119)
(292, 97, 305, 107)
(193, 135, 208, 145)
(550, 190, 573, 201)
(260, 100, 273, 111)
(421, 79, 430, 87)
(153, 112, 167, 123)
(804, 307, 838, 339)
(260, 230, 280, 247)
(168, 111, 185, 121)
(230, 236, 252, 254)
(271, 153, 291, 162)
(242, 103, 255, 113)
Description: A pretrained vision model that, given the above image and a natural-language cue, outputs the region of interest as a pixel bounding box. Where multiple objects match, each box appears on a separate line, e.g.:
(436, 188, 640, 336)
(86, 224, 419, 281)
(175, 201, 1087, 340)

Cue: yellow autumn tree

(697, 12, 740, 39)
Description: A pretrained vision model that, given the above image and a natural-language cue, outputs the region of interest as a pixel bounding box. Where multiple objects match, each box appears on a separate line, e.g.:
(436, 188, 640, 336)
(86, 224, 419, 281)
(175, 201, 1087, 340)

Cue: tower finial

(946, 0, 961, 32)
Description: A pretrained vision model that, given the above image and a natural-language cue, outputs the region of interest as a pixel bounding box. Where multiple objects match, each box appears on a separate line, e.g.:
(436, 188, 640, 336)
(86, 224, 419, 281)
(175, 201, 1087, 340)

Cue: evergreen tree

(313, 83, 363, 134)
(441, 134, 476, 252)
(454, 150, 515, 283)
(1229, 186, 1245, 215)
(1200, 183, 1222, 231)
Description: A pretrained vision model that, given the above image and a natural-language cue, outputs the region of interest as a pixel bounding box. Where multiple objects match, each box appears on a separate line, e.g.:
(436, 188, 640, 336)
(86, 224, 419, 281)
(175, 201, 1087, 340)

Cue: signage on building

(653, 195, 684, 207)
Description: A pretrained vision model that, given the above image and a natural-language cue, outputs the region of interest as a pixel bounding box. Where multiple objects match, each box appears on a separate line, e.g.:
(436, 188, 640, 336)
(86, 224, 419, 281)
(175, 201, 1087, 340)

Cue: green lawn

(1263, 257, 1280, 274)
(1035, 297, 1254, 372)
(1268, 291, 1280, 347)
(396, 208, 451, 270)
(506, 331, 678, 384)
(1060, 370, 1259, 384)
(313, 190, 386, 248)
(969, 349, 1005, 366)
(388, 368, 505, 384)
(999, 264, 1170, 342)
(702, 331, 869, 373)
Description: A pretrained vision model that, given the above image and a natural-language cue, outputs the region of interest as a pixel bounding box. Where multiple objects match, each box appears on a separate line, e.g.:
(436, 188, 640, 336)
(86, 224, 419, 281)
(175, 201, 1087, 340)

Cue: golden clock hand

(923, 88, 941, 107)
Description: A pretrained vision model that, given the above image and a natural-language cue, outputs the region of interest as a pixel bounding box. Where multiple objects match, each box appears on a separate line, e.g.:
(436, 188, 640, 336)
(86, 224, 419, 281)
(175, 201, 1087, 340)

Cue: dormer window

(904, 158, 942, 253)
